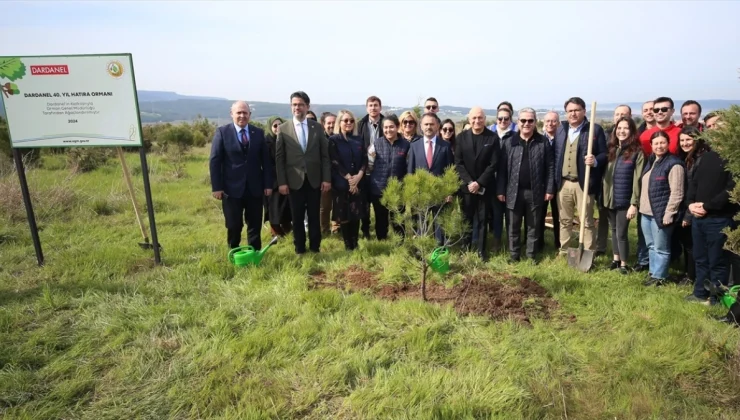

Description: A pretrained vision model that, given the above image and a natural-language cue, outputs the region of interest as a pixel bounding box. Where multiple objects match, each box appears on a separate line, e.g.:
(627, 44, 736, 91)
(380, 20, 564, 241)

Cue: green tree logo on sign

(0, 57, 26, 98)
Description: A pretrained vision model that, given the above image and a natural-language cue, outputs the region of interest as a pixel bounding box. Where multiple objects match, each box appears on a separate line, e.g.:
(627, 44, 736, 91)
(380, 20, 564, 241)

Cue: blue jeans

(636, 214, 649, 266)
(641, 214, 674, 280)
(692, 216, 732, 298)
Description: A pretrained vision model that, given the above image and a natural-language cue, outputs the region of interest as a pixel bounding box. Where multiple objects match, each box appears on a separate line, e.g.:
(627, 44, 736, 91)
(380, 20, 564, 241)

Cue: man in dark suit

(552, 97, 608, 254)
(455, 107, 500, 261)
(408, 112, 454, 244)
(276, 91, 331, 255)
(209, 101, 273, 250)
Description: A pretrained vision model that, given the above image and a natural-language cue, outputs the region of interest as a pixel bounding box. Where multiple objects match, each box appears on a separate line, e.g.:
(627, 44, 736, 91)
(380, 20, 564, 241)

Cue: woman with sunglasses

(440, 118, 457, 154)
(640, 130, 686, 287)
(601, 117, 645, 274)
(369, 114, 410, 240)
(398, 111, 421, 143)
(264, 116, 292, 236)
(329, 110, 368, 250)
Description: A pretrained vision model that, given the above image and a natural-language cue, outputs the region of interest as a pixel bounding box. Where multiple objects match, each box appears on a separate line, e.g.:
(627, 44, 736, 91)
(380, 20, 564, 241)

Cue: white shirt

(423, 135, 437, 156)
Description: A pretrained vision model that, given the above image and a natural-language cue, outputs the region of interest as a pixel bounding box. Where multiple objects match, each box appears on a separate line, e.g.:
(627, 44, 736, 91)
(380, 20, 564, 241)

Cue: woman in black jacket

(684, 126, 737, 303)
(329, 110, 368, 250)
(440, 118, 457, 154)
(264, 116, 291, 236)
(368, 114, 410, 240)
(675, 126, 705, 285)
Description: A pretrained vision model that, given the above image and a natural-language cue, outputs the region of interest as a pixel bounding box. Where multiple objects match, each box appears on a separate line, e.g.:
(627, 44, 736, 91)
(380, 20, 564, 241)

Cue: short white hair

(518, 107, 537, 119)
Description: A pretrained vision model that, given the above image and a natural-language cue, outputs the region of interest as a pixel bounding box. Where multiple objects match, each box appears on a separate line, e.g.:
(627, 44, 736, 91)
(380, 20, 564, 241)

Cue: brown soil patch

(309, 266, 559, 324)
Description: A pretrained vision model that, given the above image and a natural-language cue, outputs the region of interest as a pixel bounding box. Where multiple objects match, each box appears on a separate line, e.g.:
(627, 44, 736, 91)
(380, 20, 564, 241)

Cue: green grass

(1, 147, 740, 419)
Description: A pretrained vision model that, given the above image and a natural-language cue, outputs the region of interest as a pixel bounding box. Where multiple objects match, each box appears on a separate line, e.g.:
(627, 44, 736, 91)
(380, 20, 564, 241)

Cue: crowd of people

(208, 92, 737, 322)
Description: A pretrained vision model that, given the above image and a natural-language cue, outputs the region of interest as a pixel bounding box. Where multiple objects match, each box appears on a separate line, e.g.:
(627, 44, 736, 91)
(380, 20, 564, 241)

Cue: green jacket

(602, 145, 645, 210)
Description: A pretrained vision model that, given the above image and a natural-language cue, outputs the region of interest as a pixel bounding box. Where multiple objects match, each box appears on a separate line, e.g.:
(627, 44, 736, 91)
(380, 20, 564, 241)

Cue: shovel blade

(576, 249, 594, 272)
(567, 244, 594, 272)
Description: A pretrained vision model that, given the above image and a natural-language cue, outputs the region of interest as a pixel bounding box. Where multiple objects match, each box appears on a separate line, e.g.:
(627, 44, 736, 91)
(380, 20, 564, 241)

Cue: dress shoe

(609, 260, 620, 270)
(684, 294, 710, 305)
(643, 277, 664, 287)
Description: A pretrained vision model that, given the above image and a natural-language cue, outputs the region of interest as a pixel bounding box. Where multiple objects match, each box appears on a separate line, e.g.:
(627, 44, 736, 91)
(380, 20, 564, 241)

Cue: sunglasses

(519, 119, 535, 124)
(341, 119, 355, 123)
(653, 107, 671, 113)
(272, 124, 279, 128)
(425, 105, 438, 110)
(497, 116, 510, 122)
(402, 120, 416, 126)
(441, 127, 454, 133)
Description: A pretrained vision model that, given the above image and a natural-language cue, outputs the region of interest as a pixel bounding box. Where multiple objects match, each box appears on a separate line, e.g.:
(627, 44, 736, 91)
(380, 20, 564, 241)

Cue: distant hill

(2, 90, 739, 124)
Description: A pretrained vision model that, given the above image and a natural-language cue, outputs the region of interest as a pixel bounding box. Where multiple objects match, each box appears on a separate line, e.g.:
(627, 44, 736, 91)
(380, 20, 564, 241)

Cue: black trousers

(462, 193, 489, 258)
(596, 201, 609, 253)
(538, 194, 559, 252)
(223, 193, 263, 250)
(675, 222, 695, 280)
(370, 195, 404, 240)
(361, 180, 372, 238)
(289, 178, 322, 254)
(508, 189, 542, 260)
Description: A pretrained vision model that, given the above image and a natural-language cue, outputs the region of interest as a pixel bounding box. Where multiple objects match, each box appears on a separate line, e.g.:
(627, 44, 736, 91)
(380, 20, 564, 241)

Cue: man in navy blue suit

(408, 112, 455, 244)
(209, 101, 274, 250)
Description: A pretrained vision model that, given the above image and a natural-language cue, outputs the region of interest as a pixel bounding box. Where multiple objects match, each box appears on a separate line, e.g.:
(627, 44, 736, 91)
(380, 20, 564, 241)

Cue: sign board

(0, 53, 143, 148)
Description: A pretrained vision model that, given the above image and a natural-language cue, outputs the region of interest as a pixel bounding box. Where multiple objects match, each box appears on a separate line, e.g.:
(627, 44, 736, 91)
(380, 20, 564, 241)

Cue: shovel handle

(578, 102, 597, 243)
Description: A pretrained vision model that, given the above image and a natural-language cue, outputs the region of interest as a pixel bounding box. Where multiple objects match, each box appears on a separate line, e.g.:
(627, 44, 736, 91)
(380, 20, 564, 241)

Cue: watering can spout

(256, 236, 279, 262)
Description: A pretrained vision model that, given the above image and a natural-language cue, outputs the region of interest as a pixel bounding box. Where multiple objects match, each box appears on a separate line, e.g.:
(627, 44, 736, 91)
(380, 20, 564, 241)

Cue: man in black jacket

(497, 108, 554, 262)
(356, 96, 384, 239)
(455, 107, 500, 261)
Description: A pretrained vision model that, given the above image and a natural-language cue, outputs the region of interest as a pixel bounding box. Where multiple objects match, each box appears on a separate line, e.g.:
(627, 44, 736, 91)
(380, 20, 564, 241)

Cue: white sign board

(0, 54, 143, 148)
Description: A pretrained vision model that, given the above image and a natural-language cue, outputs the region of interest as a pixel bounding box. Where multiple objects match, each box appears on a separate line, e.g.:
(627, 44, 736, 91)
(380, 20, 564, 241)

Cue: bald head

(468, 107, 486, 134)
(543, 111, 560, 136)
(230, 101, 251, 128)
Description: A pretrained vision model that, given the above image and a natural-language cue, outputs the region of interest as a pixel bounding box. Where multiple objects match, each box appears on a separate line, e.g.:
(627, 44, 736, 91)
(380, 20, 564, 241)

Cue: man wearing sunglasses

(553, 97, 607, 255)
(497, 108, 555, 263)
(638, 96, 681, 156)
(424, 97, 440, 114)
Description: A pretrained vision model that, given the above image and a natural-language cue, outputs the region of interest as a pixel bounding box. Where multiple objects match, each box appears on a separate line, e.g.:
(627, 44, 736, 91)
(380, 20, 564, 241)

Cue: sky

(3, 1, 740, 109)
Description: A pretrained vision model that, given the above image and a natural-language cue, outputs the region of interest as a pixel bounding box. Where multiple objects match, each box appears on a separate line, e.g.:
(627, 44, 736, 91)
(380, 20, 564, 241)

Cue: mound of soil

(310, 266, 558, 324)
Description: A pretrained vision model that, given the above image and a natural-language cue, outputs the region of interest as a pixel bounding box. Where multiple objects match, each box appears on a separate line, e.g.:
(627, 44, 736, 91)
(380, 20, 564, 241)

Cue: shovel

(567, 102, 597, 272)
(117, 147, 162, 251)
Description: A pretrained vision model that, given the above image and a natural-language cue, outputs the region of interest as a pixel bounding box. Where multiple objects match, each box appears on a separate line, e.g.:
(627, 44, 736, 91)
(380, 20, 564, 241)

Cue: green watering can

(704, 280, 740, 309)
(228, 236, 279, 267)
(429, 247, 450, 274)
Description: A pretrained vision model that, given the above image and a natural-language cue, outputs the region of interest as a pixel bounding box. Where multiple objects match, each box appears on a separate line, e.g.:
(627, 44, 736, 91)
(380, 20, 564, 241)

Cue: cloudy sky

(3, 1, 739, 108)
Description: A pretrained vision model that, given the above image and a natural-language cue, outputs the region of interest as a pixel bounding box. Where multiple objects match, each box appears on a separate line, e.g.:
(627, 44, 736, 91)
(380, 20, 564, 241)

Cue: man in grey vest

(552, 97, 608, 254)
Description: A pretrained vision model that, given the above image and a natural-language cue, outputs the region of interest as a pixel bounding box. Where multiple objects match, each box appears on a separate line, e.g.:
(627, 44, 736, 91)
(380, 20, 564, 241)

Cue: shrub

(66, 148, 113, 173)
(0, 171, 77, 223)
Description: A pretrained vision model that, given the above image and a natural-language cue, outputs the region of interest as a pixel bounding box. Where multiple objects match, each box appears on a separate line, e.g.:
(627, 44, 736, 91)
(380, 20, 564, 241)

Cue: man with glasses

(424, 97, 440, 114)
(210, 101, 274, 251)
(638, 96, 681, 156)
(553, 97, 607, 255)
(455, 107, 500, 261)
(276, 91, 331, 255)
(539, 111, 560, 251)
(497, 108, 554, 263)
(357, 96, 385, 240)
(489, 107, 516, 252)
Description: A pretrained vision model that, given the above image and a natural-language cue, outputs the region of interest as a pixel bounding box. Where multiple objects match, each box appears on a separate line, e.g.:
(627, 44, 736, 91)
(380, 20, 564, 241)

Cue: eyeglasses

(425, 105, 438, 110)
(497, 117, 510, 122)
(653, 107, 671, 114)
(341, 119, 354, 123)
(402, 120, 416, 126)
(441, 127, 454, 133)
(566, 109, 584, 114)
(519, 119, 535, 125)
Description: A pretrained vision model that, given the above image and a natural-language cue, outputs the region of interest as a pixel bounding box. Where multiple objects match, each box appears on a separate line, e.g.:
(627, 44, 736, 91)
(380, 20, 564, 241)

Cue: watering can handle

(228, 246, 247, 263)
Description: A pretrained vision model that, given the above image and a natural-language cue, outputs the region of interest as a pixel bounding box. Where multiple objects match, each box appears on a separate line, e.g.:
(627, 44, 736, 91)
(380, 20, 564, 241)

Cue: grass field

(1, 147, 740, 419)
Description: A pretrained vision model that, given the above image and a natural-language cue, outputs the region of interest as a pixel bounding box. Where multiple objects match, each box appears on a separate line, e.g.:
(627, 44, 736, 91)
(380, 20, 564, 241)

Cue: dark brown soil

(309, 266, 559, 324)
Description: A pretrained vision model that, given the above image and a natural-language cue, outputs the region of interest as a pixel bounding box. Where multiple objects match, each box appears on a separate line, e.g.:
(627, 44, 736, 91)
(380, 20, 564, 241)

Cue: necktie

(240, 128, 249, 146)
(426, 140, 433, 168)
(298, 123, 307, 151)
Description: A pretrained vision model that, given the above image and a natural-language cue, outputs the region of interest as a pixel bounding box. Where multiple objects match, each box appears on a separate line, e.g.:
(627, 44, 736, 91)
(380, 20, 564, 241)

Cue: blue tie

(298, 123, 307, 151)
(240, 128, 249, 145)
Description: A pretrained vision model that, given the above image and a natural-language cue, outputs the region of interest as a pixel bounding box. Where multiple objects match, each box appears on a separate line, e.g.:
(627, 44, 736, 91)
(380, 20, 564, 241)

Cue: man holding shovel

(553, 97, 608, 258)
